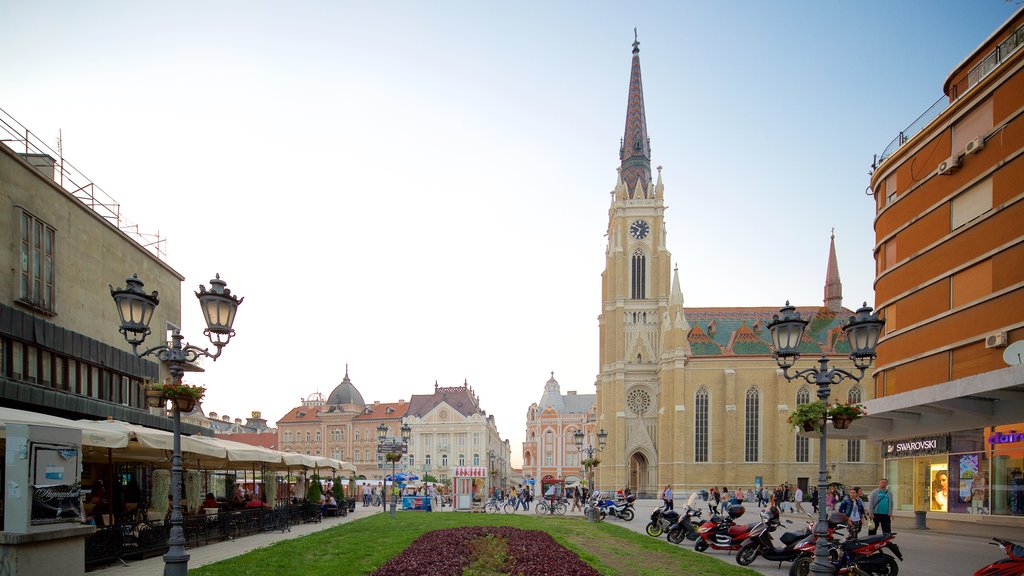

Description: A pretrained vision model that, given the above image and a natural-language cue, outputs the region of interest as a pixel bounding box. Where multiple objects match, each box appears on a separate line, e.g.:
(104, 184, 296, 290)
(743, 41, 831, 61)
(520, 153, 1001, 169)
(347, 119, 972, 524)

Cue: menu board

(30, 443, 82, 525)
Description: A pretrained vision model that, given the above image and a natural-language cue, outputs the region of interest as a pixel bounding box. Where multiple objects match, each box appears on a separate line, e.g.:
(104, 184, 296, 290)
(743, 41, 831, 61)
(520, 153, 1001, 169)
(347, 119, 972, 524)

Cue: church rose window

(627, 388, 651, 415)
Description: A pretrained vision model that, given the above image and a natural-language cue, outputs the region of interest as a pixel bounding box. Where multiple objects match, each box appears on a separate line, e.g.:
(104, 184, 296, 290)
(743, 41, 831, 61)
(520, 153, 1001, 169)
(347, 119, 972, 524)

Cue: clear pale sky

(2, 1, 1018, 467)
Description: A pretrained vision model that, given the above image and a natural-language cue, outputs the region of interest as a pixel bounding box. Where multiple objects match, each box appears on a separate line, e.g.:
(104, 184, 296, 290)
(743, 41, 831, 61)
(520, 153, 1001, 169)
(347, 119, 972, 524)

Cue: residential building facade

(862, 9, 1024, 523)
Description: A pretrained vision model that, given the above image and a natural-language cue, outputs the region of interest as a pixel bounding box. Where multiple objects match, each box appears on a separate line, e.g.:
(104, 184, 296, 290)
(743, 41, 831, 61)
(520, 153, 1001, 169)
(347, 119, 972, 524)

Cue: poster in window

(930, 463, 949, 512)
(948, 454, 978, 514)
(30, 444, 83, 525)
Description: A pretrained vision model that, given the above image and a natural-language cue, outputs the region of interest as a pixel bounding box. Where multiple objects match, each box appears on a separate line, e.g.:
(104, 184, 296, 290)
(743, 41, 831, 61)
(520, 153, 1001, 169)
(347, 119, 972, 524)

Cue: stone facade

(595, 39, 880, 497)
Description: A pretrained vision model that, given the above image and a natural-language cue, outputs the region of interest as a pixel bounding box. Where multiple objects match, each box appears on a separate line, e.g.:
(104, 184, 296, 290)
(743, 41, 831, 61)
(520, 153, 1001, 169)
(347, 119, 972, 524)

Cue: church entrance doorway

(629, 452, 653, 498)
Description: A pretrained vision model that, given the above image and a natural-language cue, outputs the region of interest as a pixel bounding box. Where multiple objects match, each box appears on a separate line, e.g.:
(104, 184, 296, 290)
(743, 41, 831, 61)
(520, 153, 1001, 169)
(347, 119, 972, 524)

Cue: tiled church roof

(686, 305, 854, 357)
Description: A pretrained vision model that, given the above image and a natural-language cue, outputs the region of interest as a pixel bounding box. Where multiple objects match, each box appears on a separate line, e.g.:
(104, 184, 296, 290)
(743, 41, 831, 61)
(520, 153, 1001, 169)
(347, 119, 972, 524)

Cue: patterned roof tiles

(685, 305, 854, 357)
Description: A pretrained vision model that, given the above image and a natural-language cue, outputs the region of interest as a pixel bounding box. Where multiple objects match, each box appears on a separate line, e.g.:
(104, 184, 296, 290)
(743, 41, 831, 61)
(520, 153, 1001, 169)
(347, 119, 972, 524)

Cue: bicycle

(483, 496, 503, 513)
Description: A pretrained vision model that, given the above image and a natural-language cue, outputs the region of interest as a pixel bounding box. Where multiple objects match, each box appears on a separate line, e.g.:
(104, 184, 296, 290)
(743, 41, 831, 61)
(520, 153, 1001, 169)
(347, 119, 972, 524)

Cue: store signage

(988, 430, 1024, 445)
(881, 434, 950, 458)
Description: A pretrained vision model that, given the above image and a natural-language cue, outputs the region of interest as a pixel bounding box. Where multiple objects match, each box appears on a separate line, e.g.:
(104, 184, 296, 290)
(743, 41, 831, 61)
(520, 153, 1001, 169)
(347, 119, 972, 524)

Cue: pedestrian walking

(794, 486, 806, 514)
(868, 479, 892, 535)
(709, 487, 720, 515)
(662, 484, 674, 510)
(811, 487, 819, 514)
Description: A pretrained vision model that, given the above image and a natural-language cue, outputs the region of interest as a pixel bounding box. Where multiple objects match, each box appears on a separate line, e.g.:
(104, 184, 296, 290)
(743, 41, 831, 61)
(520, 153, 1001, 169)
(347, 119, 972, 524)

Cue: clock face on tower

(629, 220, 650, 240)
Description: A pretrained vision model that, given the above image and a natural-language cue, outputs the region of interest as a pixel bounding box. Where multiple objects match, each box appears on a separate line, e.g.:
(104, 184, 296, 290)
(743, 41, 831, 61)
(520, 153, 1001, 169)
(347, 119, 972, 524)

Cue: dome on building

(538, 372, 564, 412)
(326, 366, 366, 407)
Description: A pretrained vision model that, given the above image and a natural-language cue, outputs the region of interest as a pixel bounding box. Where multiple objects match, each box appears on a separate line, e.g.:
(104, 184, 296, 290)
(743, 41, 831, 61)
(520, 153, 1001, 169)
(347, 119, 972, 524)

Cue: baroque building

(522, 372, 596, 486)
(405, 381, 511, 490)
(595, 38, 879, 497)
(276, 367, 408, 480)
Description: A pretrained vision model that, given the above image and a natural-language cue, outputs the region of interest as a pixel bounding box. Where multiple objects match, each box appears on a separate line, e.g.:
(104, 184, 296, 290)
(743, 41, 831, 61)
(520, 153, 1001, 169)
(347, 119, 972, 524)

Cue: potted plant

(828, 402, 867, 429)
(385, 453, 402, 463)
(787, 400, 828, 432)
(347, 475, 357, 512)
(332, 480, 347, 516)
(147, 382, 206, 412)
(582, 458, 601, 469)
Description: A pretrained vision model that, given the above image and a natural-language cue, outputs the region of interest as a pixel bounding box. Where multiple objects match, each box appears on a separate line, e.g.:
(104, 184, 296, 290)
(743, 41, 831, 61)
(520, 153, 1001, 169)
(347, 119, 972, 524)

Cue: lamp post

(573, 427, 608, 522)
(110, 273, 242, 576)
(377, 420, 411, 516)
(767, 301, 883, 576)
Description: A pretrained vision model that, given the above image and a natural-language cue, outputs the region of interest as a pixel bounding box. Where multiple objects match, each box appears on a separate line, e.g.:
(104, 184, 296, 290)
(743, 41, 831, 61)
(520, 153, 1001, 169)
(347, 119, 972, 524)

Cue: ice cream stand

(452, 466, 487, 511)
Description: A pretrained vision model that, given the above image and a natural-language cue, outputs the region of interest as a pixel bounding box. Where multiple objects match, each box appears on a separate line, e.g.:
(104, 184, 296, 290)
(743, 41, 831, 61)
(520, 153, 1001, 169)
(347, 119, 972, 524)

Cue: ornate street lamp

(573, 427, 607, 522)
(768, 301, 883, 576)
(377, 422, 389, 512)
(110, 273, 242, 576)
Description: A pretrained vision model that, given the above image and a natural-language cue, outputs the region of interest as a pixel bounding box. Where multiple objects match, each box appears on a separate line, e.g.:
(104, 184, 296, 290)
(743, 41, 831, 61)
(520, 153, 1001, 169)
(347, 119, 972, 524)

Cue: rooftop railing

(872, 21, 1024, 174)
(0, 106, 166, 261)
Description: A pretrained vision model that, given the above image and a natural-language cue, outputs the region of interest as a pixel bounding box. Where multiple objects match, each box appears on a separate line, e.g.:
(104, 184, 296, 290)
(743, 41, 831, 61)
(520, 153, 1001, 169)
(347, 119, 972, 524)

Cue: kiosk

(452, 466, 487, 511)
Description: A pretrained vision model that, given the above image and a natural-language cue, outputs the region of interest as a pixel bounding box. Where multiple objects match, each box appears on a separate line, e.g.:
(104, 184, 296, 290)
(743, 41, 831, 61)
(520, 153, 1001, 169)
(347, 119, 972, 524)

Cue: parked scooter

(974, 537, 1024, 576)
(666, 493, 704, 544)
(736, 509, 820, 567)
(789, 529, 902, 576)
(694, 504, 760, 553)
(646, 503, 681, 538)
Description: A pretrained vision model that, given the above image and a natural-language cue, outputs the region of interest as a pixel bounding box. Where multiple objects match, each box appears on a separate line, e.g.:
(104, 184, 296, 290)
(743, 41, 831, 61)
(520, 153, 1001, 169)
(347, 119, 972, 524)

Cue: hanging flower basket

(828, 402, 867, 429)
(788, 400, 828, 433)
(145, 387, 166, 408)
(146, 382, 205, 412)
(174, 396, 198, 412)
(582, 458, 601, 468)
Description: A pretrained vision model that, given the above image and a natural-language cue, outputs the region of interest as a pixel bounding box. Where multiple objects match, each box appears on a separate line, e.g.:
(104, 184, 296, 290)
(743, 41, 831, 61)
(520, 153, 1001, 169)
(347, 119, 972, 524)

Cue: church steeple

(824, 229, 843, 312)
(619, 29, 652, 198)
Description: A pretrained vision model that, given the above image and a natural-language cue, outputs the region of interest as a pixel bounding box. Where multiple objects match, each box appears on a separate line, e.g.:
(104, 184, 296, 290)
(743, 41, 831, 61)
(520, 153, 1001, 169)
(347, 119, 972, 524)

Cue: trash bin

(914, 511, 928, 529)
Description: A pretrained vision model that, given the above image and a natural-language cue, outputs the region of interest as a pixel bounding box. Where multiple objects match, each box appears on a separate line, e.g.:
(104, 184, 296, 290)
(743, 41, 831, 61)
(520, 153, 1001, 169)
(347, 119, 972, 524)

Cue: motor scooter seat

(780, 531, 805, 545)
(728, 523, 758, 536)
(852, 534, 888, 546)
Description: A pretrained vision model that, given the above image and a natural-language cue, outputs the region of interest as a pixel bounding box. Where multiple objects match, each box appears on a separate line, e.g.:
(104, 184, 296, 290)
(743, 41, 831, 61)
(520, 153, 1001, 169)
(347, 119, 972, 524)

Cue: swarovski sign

(882, 434, 950, 458)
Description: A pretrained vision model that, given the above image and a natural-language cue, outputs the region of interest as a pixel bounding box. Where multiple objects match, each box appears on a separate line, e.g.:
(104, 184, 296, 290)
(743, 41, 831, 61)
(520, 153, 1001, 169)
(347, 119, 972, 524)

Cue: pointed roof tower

(619, 29, 652, 198)
(824, 229, 843, 312)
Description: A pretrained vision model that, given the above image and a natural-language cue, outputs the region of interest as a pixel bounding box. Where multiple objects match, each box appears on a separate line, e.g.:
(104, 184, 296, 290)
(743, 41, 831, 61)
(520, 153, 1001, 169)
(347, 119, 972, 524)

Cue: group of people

(704, 486, 751, 514)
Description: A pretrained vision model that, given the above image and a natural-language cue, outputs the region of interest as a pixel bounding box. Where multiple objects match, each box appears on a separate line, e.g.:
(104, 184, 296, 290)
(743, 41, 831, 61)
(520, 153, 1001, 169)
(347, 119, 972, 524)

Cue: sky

(2, 1, 1019, 468)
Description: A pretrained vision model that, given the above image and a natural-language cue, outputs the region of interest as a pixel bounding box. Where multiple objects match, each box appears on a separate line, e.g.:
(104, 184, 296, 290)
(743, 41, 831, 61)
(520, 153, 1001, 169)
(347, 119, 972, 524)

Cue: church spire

(824, 229, 843, 312)
(619, 28, 652, 198)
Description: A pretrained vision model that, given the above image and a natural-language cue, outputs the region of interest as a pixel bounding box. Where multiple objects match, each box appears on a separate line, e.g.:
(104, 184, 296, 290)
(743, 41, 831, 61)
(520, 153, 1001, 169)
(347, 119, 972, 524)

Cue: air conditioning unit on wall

(938, 155, 961, 175)
(985, 332, 1008, 349)
(965, 136, 985, 155)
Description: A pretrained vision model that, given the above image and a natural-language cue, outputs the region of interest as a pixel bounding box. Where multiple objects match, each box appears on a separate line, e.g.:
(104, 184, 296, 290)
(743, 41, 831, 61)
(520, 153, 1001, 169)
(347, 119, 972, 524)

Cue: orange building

(862, 9, 1024, 522)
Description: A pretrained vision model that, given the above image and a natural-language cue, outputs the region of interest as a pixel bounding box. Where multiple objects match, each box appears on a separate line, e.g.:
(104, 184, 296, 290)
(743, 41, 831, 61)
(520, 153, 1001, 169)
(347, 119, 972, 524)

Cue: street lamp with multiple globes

(377, 420, 412, 516)
(109, 273, 243, 576)
(573, 427, 607, 522)
(767, 301, 884, 576)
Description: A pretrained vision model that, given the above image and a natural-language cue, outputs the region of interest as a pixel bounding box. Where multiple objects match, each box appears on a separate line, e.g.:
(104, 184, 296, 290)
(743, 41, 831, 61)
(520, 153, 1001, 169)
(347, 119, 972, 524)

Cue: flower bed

(370, 526, 599, 576)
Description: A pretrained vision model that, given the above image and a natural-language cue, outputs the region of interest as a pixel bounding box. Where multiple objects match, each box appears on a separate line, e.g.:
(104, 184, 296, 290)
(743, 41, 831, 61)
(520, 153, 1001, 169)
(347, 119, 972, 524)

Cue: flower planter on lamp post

(768, 301, 883, 576)
(110, 273, 242, 576)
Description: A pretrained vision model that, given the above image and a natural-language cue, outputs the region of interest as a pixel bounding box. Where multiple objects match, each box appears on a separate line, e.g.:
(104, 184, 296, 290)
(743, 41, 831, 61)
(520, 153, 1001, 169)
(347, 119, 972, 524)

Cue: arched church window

(744, 387, 760, 462)
(631, 248, 646, 299)
(796, 387, 810, 463)
(695, 387, 709, 462)
(847, 386, 863, 462)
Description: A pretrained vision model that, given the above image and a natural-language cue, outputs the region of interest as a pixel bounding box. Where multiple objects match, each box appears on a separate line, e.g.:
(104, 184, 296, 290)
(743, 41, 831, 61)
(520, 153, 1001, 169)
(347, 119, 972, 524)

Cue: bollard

(390, 495, 397, 517)
(914, 510, 928, 529)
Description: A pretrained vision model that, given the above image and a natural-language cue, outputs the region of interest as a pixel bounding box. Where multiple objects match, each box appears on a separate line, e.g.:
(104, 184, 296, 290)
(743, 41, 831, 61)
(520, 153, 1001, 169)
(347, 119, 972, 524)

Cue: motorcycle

(646, 503, 681, 538)
(666, 493, 704, 544)
(789, 529, 902, 576)
(596, 492, 636, 521)
(974, 537, 1024, 576)
(694, 504, 760, 553)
